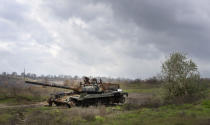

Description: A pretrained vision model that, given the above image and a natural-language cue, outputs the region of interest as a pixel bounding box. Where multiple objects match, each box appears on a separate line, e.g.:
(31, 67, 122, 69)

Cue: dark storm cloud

(100, 0, 210, 59)
(46, 0, 210, 59)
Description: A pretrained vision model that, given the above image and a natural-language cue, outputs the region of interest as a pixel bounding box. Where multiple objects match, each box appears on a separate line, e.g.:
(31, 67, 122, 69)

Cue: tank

(25, 77, 128, 108)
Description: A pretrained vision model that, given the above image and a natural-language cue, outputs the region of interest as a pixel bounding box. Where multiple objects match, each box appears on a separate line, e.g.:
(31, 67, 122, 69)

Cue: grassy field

(121, 82, 161, 93)
(0, 81, 210, 125)
(0, 82, 69, 105)
(86, 102, 210, 125)
(1, 100, 210, 125)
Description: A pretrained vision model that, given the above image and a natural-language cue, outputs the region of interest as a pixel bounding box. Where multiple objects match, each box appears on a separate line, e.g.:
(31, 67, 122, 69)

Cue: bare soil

(0, 102, 47, 109)
(126, 93, 153, 105)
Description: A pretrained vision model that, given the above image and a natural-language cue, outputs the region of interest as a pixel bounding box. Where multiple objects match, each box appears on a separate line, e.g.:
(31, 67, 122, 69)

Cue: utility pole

(24, 68, 25, 80)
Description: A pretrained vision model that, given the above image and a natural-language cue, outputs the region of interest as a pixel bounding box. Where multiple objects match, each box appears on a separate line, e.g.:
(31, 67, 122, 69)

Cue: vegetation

(121, 82, 161, 94)
(0, 86, 45, 105)
(1, 100, 210, 125)
(0, 81, 67, 105)
(161, 52, 206, 103)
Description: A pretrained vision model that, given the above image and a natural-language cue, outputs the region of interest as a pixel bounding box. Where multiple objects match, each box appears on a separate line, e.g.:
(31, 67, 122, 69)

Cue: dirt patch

(0, 102, 47, 109)
(126, 93, 153, 105)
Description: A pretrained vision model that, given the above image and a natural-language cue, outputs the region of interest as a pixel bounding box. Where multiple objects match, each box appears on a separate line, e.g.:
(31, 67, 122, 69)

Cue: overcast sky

(0, 0, 210, 79)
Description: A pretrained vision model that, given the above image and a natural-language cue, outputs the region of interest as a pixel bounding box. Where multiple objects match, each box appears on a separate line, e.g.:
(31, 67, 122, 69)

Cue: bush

(161, 52, 206, 103)
(202, 100, 210, 108)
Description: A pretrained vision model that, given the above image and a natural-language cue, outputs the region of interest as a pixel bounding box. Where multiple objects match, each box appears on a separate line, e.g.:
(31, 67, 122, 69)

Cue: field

(0, 79, 210, 125)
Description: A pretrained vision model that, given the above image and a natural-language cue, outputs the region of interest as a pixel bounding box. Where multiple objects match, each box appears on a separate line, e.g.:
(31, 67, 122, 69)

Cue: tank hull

(48, 91, 128, 108)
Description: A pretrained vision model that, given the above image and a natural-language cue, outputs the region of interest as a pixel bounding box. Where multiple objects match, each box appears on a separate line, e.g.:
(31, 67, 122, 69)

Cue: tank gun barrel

(25, 80, 80, 92)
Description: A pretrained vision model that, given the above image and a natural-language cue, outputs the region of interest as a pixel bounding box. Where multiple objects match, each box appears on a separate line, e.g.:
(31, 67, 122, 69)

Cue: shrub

(161, 52, 206, 103)
(202, 100, 210, 108)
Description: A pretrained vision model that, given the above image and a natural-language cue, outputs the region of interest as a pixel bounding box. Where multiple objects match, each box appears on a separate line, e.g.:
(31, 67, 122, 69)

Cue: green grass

(1, 98, 210, 125)
(121, 82, 161, 94)
(121, 82, 160, 89)
(0, 113, 13, 124)
(124, 88, 160, 93)
(83, 101, 210, 125)
(202, 99, 210, 108)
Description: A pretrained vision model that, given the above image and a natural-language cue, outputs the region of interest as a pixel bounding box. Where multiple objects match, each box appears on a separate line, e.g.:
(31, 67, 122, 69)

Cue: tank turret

(25, 80, 103, 93)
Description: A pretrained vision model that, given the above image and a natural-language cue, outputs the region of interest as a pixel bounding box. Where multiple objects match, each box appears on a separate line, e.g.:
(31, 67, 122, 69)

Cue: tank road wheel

(55, 103, 60, 106)
(47, 98, 53, 106)
(48, 101, 52, 106)
(119, 96, 125, 103)
(68, 100, 76, 108)
(96, 100, 102, 106)
(66, 104, 71, 108)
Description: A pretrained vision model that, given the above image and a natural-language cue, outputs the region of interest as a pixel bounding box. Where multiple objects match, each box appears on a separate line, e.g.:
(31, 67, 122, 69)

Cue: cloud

(0, 0, 209, 78)
(102, 0, 210, 59)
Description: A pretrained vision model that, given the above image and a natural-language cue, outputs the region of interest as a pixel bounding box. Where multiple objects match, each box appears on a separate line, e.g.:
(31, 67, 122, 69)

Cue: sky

(0, 0, 210, 79)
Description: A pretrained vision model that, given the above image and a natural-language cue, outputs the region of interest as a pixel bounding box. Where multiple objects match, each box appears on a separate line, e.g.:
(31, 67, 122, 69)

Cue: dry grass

(0, 80, 71, 105)
(24, 106, 108, 125)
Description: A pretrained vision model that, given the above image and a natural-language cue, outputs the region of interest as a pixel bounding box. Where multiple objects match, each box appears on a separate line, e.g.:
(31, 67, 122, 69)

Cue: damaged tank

(25, 77, 128, 108)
